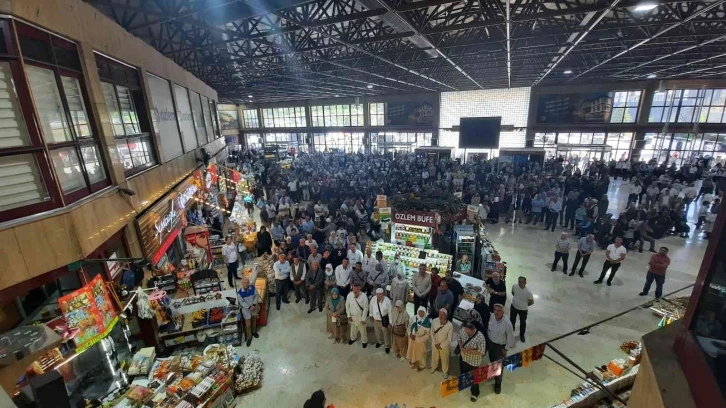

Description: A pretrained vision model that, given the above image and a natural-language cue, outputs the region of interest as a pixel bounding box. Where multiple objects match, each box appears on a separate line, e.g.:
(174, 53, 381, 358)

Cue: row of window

(649, 89, 726, 124)
(243, 131, 433, 153)
(243, 103, 396, 129)
(0, 19, 220, 223)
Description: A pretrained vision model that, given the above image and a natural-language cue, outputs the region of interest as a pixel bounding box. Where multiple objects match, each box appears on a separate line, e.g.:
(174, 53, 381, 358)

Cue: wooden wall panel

(13, 214, 81, 277)
(0, 229, 31, 290)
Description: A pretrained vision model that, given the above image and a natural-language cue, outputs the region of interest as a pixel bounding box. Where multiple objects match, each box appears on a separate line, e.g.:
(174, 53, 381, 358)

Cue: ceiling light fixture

(563, 70, 573, 74)
(634, 3, 658, 11)
(647, 74, 657, 79)
(335, 94, 340, 97)
(367, 84, 373, 89)
(248, 95, 253, 98)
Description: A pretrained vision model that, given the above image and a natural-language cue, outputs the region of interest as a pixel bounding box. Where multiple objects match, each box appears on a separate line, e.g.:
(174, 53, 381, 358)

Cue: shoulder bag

(454, 331, 477, 356)
(377, 300, 390, 327)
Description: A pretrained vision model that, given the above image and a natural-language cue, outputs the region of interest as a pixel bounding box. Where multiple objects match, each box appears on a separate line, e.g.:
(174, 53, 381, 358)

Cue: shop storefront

(390, 209, 438, 249)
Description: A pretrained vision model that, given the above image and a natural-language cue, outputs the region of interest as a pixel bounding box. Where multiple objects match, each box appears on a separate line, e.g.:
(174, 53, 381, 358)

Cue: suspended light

(563, 70, 573, 74)
(634, 3, 658, 11)
(367, 84, 373, 89)
(647, 74, 657, 79)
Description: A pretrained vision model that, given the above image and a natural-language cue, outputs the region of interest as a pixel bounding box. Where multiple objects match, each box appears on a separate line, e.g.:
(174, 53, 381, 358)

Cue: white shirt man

(361, 251, 377, 275)
(594, 238, 627, 286)
(430, 310, 454, 378)
(273, 257, 291, 281)
(221, 240, 238, 264)
(347, 246, 363, 265)
(335, 260, 352, 288)
(510, 277, 534, 342)
(629, 183, 642, 196)
(346, 286, 369, 347)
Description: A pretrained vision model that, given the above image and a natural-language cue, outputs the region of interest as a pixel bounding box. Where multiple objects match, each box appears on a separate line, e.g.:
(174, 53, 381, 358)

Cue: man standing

(369, 288, 392, 353)
(487, 304, 516, 395)
(347, 242, 363, 265)
(546, 196, 562, 232)
(350, 262, 368, 292)
(430, 309, 454, 379)
(307, 245, 322, 271)
(639, 247, 671, 299)
(485, 272, 507, 313)
(290, 255, 307, 304)
(375, 251, 387, 278)
(306, 261, 325, 313)
(594, 237, 627, 286)
(222, 236, 240, 287)
(334, 258, 352, 299)
(445, 271, 464, 321)
(458, 322, 487, 402)
(346, 283, 369, 348)
(433, 280, 454, 317)
(570, 234, 595, 277)
(412, 264, 432, 312)
(295, 238, 311, 262)
(510, 277, 534, 343)
(552, 232, 570, 274)
(272, 253, 292, 310)
(237, 277, 259, 347)
(428, 267, 443, 311)
(366, 263, 388, 296)
(361, 248, 377, 277)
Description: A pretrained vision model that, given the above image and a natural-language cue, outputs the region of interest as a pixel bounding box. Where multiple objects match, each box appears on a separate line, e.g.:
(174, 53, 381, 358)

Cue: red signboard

(391, 210, 437, 228)
(152, 228, 181, 265)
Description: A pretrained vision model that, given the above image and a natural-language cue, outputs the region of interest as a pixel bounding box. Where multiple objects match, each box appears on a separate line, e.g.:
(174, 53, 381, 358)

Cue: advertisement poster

(59, 275, 118, 350)
(218, 110, 240, 131)
(386, 101, 434, 126)
(378, 207, 391, 223)
(536, 92, 614, 124)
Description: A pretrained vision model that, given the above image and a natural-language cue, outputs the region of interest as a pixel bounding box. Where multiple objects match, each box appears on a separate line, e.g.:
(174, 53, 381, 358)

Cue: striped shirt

(458, 329, 487, 366)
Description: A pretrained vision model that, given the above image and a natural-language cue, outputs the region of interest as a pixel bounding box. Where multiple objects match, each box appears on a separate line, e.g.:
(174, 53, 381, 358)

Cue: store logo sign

(392, 210, 436, 227)
(154, 184, 198, 243)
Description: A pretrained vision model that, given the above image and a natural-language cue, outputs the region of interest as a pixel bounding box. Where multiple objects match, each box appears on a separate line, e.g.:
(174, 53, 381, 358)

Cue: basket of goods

(234, 353, 263, 393)
(191, 309, 208, 328)
(208, 307, 225, 325)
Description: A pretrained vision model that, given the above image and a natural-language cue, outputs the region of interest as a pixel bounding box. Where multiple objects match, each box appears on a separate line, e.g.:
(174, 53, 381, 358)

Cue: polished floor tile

(233, 179, 708, 408)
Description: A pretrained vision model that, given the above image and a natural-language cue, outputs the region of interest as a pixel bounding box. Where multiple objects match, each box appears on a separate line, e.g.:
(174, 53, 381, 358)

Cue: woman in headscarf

(323, 263, 336, 295)
(406, 306, 431, 371)
(473, 294, 490, 328)
(389, 271, 409, 307)
(390, 300, 410, 359)
(325, 288, 346, 343)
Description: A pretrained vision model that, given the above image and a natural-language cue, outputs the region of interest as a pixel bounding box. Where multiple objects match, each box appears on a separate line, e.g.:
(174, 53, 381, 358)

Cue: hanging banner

(440, 343, 546, 397)
(58, 275, 118, 351)
(379, 207, 392, 223)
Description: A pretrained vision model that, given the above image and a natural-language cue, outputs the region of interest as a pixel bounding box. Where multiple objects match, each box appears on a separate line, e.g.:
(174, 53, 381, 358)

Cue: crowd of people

(226, 148, 715, 401)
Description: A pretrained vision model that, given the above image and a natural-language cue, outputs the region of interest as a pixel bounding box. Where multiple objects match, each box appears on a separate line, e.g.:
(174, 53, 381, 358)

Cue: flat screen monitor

(459, 117, 501, 148)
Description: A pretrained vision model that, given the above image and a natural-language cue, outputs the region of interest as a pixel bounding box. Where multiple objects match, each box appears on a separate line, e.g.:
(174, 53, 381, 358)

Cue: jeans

(274, 278, 289, 309)
(571, 252, 590, 275)
(510, 305, 528, 337)
(552, 251, 569, 272)
(413, 294, 426, 314)
(546, 211, 559, 231)
(529, 212, 542, 225)
(642, 271, 665, 298)
(227, 260, 239, 287)
(597, 261, 621, 283)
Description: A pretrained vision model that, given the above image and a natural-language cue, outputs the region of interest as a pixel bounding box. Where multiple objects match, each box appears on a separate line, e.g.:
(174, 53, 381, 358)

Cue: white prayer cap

(375, 288, 384, 294)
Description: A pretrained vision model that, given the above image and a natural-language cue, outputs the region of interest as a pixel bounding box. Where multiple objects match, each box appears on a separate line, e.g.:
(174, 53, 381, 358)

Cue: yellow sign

(75, 316, 119, 354)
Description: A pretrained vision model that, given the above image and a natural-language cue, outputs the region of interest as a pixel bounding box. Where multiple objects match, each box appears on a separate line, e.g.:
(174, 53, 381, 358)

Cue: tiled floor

(233, 179, 708, 408)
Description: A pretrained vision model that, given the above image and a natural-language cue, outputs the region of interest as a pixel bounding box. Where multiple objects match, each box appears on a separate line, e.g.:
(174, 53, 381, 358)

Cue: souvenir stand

(9, 275, 134, 407)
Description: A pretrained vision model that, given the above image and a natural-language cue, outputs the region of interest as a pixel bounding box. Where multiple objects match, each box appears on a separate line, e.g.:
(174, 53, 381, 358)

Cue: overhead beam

(571, 0, 726, 80)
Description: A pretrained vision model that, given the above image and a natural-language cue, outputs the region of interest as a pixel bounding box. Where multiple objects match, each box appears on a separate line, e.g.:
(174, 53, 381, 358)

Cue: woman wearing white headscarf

(389, 300, 410, 359)
(406, 306, 431, 371)
(389, 270, 409, 307)
(323, 263, 336, 294)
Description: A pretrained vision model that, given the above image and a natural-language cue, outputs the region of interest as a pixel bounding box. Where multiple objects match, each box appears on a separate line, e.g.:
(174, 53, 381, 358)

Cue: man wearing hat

(430, 308, 453, 378)
(369, 287, 392, 353)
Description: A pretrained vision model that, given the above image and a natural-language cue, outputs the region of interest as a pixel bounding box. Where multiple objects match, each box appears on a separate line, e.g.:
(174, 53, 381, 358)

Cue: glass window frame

(9, 21, 110, 217)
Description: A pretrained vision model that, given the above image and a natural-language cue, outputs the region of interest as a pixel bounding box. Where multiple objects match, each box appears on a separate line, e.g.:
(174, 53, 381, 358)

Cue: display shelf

(550, 366, 638, 408)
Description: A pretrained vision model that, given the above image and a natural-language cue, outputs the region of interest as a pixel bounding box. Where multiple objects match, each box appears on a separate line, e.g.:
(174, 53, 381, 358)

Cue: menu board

(58, 275, 118, 350)
(536, 92, 614, 124)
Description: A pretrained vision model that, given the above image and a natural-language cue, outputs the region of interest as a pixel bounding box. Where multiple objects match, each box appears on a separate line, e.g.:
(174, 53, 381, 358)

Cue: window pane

(624, 107, 638, 123)
(649, 107, 663, 122)
(173, 85, 197, 151)
(708, 107, 724, 123)
(27, 66, 72, 143)
(713, 89, 726, 105)
(60, 76, 92, 137)
(678, 106, 695, 122)
(0, 62, 32, 148)
(189, 91, 206, 147)
(147, 73, 182, 161)
(627, 91, 641, 107)
(0, 153, 49, 211)
(610, 108, 625, 123)
(201, 96, 214, 142)
(117, 85, 140, 135)
(101, 82, 124, 136)
(129, 136, 152, 168)
(50, 146, 85, 193)
(81, 144, 106, 184)
(117, 139, 133, 170)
